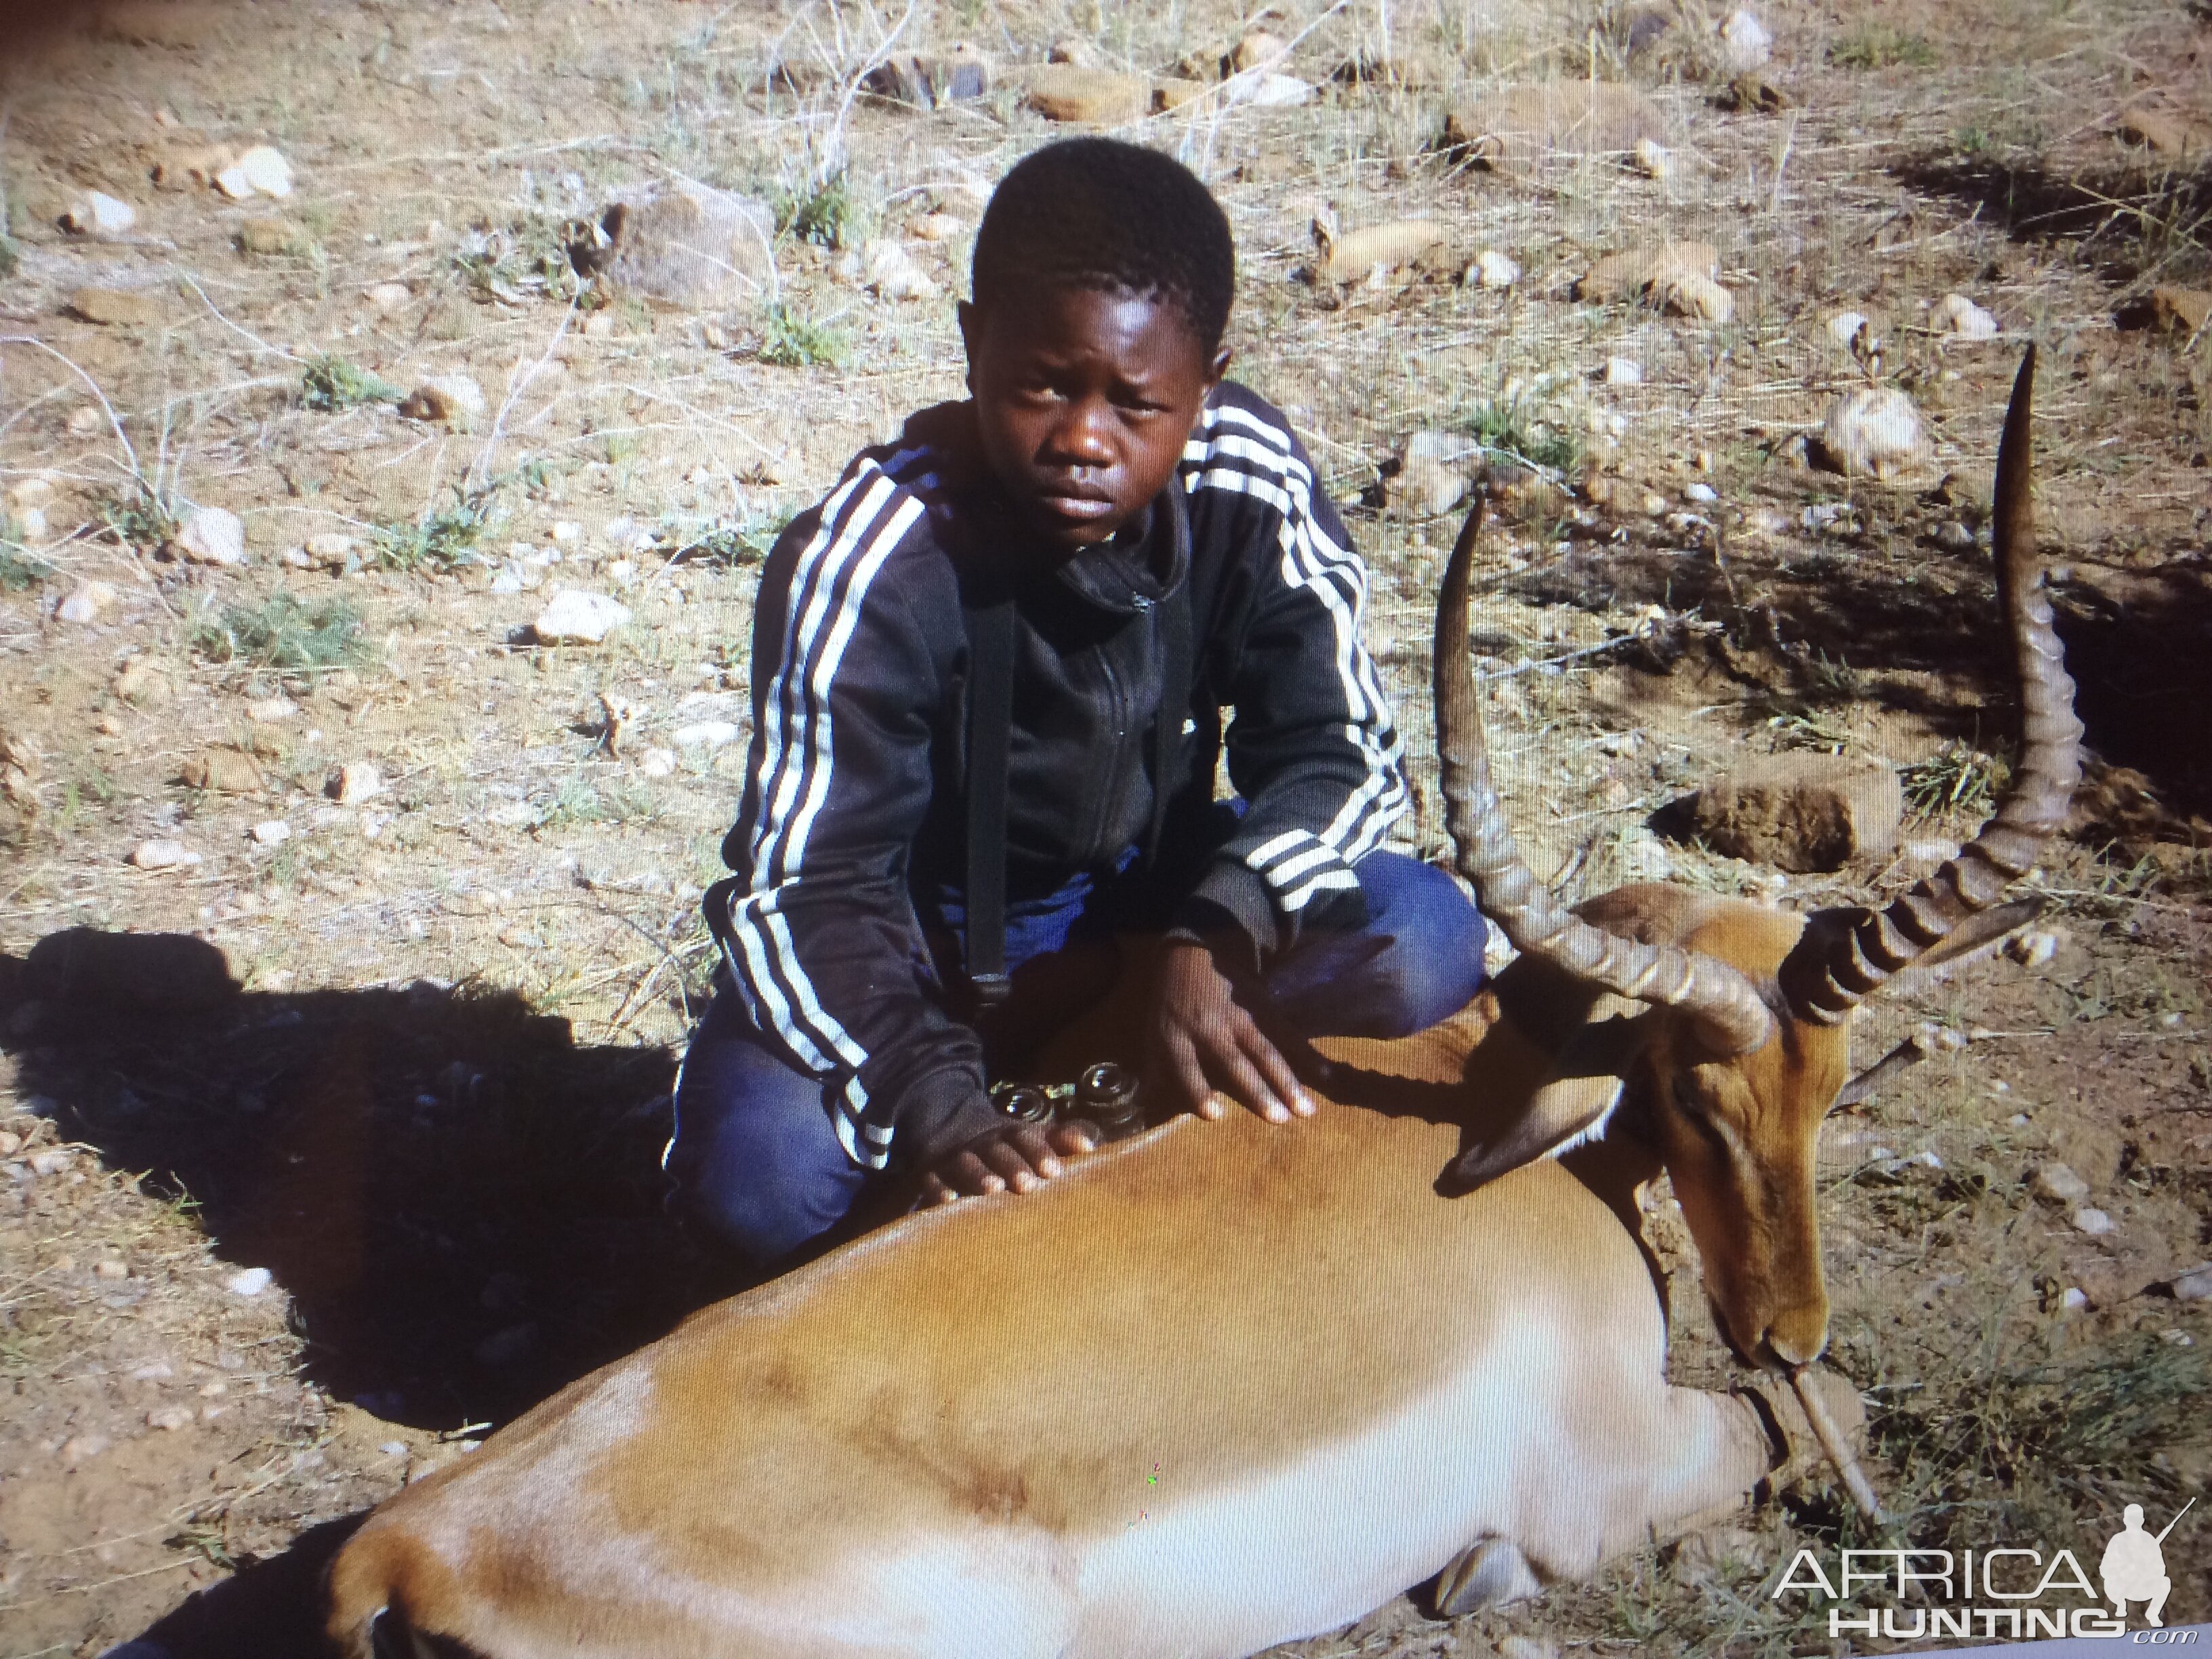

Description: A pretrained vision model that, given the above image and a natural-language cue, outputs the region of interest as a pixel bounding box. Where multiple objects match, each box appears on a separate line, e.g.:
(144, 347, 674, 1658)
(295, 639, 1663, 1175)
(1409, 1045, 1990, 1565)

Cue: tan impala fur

(326, 354, 2075, 1659)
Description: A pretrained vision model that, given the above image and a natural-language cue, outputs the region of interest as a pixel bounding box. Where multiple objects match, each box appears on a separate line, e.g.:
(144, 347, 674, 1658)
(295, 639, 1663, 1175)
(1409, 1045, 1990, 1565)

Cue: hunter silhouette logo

(2102, 1498, 2190, 1629)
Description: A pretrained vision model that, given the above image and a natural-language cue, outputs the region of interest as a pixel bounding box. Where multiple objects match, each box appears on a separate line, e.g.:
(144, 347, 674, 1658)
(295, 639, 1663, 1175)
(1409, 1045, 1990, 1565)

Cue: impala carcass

(326, 352, 2078, 1659)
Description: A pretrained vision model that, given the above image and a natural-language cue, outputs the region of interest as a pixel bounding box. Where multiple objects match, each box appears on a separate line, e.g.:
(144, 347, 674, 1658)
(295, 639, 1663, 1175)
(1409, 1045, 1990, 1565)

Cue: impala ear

(1443, 1008, 1652, 1192)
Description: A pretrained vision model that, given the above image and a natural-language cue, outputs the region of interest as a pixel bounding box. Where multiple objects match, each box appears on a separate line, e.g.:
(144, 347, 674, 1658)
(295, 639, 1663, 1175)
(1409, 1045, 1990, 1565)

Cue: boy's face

(960, 286, 1229, 553)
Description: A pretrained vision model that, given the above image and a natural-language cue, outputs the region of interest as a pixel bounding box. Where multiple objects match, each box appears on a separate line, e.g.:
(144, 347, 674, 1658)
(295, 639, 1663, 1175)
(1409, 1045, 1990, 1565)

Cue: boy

(669, 138, 1490, 1265)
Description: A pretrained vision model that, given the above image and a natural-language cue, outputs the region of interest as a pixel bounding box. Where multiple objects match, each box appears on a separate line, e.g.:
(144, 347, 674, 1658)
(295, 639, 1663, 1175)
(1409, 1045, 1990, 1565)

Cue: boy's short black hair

(971, 138, 1235, 354)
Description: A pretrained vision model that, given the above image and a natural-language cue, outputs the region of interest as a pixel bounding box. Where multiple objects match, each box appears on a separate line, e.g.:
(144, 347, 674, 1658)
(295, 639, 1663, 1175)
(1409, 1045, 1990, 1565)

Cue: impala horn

(1433, 502, 1776, 1056)
(1778, 347, 2083, 1023)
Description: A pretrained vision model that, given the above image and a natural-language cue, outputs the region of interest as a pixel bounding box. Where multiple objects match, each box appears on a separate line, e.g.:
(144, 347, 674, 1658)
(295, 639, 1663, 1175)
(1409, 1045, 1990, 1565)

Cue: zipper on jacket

(1085, 646, 1132, 863)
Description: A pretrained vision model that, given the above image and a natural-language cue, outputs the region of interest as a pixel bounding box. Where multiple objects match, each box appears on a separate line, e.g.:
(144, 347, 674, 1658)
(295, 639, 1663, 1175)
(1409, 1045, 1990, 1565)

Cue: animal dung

(1688, 754, 1903, 873)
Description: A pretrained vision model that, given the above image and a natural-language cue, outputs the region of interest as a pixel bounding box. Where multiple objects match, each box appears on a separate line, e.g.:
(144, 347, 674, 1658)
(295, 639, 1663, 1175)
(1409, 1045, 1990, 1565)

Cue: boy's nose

(1046, 401, 1115, 467)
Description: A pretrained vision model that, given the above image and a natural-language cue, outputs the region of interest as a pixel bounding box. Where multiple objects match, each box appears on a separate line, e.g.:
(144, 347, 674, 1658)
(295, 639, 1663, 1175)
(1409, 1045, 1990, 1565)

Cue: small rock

(28, 1149, 73, 1176)
(1444, 83, 1664, 166)
(176, 504, 246, 567)
(1827, 310, 1870, 348)
(129, 838, 203, 870)
(549, 520, 582, 546)
(2149, 285, 2211, 335)
(327, 762, 384, 804)
(1152, 76, 1211, 112)
(2062, 1286, 2089, 1313)
(1818, 387, 1931, 478)
(587, 180, 777, 309)
(1718, 7, 1772, 70)
(1605, 355, 1644, 386)
(1684, 481, 1718, 504)
(1688, 754, 1903, 872)
(148, 1406, 196, 1432)
(1231, 30, 1290, 72)
(1933, 520, 1976, 554)
(672, 720, 742, 750)
(365, 281, 413, 312)
(237, 216, 308, 255)
(1578, 241, 1728, 321)
(0, 1131, 17, 1155)
(1403, 430, 1481, 467)
(1632, 137, 1673, 180)
(2072, 1207, 2115, 1236)
(246, 695, 298, 721)
(862, 45, 991, 108)
(304, 532, 356, 567)
(59, 1433, 110, 1468)
(533, 589, 632, 645)
(61, 191, 138, 238)
(1498, 1637, 1559, 1659)
(67, 287, 163, 327)
(5, 476, 54, 510)
(1227, 71, 1315, 108)
(862, 240, 937, 302)
(398, 375, 486, 427)
(179, 750, 265, 794)
(2171, 1263, 2212, 1301)
(225, 1266, 273, 1297)
(2007, 928, 2061, 968)
(2030, 1163, 2091, 1205)
(1658, 269, 1733, 322)
(1721, 71, 1793, 112)
(1318, 219, 1448, 285)
(909, 211, 969, 243)
(251, 819, 291, 846)
(1024, 64, 1149, 123)
(112, 659, 173, 706)
(2118, 104, 2211, 161)
(95, 1258, 129, 1279)
(216, 144, 293, 200)
(1387, 458, 1469, 518)
(638, 746, 678, 779)
(1469, 248, 1520, 289)
(1933, 292, 1999, 341)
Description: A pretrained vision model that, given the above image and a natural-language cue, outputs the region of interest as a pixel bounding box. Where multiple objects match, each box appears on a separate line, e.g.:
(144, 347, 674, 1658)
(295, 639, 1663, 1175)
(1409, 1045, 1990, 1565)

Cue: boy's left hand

(1147, 939, 1316, 1126)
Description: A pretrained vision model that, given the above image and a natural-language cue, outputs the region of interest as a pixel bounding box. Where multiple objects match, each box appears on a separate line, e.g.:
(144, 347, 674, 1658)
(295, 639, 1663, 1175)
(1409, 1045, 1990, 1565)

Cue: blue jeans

(669, 850, 1489, 1265)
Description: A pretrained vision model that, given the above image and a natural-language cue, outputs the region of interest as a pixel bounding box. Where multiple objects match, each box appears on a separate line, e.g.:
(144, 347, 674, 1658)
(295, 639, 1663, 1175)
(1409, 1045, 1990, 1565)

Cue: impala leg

(1433, 1537, 1542, 1616)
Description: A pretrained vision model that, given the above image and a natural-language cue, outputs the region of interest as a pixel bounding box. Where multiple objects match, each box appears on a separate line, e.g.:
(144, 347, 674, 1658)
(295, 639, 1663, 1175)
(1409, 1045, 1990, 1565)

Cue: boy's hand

(1148, 939, 1316, 1126)
(920, 1120, 1097, 1206)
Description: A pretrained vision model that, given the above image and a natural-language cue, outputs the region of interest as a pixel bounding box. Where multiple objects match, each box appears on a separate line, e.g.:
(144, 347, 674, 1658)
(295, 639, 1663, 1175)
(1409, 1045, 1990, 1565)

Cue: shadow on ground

(0, 929, 707, 1435)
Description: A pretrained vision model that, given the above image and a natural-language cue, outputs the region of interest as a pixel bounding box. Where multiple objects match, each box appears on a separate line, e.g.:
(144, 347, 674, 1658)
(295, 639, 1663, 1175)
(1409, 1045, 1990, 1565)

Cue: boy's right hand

(920, 1120, 1097, 1206)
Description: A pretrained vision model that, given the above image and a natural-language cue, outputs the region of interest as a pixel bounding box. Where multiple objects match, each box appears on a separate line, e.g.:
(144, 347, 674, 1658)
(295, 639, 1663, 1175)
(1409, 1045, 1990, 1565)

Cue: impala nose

(1761, 1310, 1829, 1369)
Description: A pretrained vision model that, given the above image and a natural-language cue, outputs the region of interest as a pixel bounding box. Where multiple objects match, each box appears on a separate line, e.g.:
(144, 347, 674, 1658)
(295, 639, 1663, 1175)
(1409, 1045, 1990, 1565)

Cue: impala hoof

(1433, 1536, 1540, 1616)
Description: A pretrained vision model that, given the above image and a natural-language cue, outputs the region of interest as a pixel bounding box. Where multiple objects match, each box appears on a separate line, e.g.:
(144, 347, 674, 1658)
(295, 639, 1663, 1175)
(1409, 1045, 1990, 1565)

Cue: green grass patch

(530, 775, 659, 832)
(188, 590, 369, 671)
(1830, 24, 1938, 68)
(758, 302, 848, 369)
(1, 516, 54, 590)
(1902, 740, 2009, 817)
(100, 488, 180, 553)
(373, 492, 494, 573)
(453, 217, 579, 304)
(302, 354, 402, 412)
(0, 234, 18, 280)
(1454, 398, 1585, 476)
(774, 173, 862, 249)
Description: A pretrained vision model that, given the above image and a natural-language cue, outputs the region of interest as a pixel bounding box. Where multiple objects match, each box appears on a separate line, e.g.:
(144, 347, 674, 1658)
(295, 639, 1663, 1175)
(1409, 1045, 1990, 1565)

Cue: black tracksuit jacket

(713, 381, 1408, 1170)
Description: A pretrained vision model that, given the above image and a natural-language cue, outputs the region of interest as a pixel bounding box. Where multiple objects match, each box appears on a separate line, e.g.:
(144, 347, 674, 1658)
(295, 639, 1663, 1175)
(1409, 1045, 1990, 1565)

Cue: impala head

(1433, 350, 2081, 1370)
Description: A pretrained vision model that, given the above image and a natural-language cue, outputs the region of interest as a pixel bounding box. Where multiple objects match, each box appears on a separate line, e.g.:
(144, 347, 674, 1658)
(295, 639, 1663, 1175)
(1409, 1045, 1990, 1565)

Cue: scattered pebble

(29, 1149, 74, 1176)
(247, 695, 300, 721)
(1933, 292, 2000, 341)
(1469, 248, 1520, 289)
(68, 286, 164, 327)
(62, 190, 138, 238)
(1934, 520, 1976, 553)
(2072, 1207, 2115, 1236)
(550, 520, 582, 545)
(2173, 1263, 2212, 1302)
(148, 1406, 196, 1432)
(533, 589, 632, 645)
(1318, 219, 1448, 285)
(1023, 64, 1149, 123)
(1633, 138, 1673, 180)
(1818, 386, 1930, 478)
(251, 820, 292, 846)
(365, 281, 412, 312)
(672, 720, 742, 750)
(2030, 1162, 2091, 1205)
(180, 750, 266, 794)
(2061, 1286, 2089, 1313)
(328, 762, 384, 804)
(1684, 481, 1719, 504)
(176, 504, 247, 567)
(1604, 356, 1644, 386)
(129, 838, 203, 870)
(216, 144, 293, 200)
(909, 211, 968, 243)
(225, 1266, 274, 1297)
(112, 658, 172, 706)
(862, 240, 937, 302)
(0, 1130, 18, 1155)
(1719, 7, 1772, 70)
(59, 1433, 110, 1469)
(399, 375, 486, 427)
(2008, 928, 2062, 968)
(305, 532, 356, 567)
(1826, 310, 1870, 348)
(1227, 70, 1315, 108)
(58, 580, 118, 623)
(638, 746, 678, 779)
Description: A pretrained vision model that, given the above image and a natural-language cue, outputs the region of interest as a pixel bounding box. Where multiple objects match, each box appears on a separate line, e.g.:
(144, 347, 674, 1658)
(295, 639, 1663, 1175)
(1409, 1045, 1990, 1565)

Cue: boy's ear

(1208, 345, 1231, 386)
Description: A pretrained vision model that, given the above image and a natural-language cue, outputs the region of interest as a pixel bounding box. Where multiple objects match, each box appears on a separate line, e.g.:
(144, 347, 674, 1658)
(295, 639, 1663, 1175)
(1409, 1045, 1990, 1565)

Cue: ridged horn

(1780, 346, 2083, 1023)
(1433, 498, 1776, 1054)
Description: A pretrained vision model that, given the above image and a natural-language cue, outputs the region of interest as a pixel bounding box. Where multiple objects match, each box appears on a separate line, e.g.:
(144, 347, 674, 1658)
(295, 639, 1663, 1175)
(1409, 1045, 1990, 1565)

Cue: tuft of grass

(1454, 398, 1584, 476)
(1902, 741, 2009, 817)
(373, 491, 494, 573)
(775, 173, 862, 249)
(100, 487, 180, 553)
(302, 354, 402, 413)
(1830, 24, 1938, 68)
(1, 516, 55, 589)
(531, 775, 659, 832)
(0, 232, 18, 280)
(453, 218, 578, 304)
(188, 590, 368, 671)
(758, 302, 848, 369)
